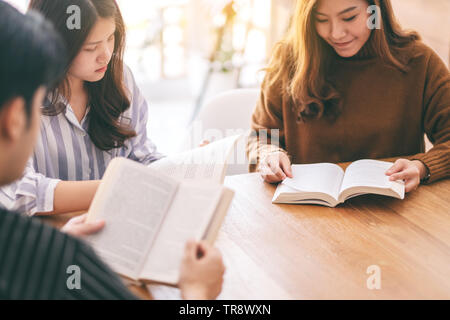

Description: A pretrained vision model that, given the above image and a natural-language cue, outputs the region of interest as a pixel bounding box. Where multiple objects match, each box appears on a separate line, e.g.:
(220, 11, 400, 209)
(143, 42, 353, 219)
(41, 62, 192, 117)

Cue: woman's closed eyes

(343, 15, 358, 21)
(315, 14, 358, 23)
(83, 34, 115, 52)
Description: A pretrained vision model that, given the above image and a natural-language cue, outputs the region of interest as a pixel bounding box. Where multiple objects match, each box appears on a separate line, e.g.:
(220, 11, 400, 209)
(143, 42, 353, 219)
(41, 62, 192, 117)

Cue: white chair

(179, 88, 260, 175)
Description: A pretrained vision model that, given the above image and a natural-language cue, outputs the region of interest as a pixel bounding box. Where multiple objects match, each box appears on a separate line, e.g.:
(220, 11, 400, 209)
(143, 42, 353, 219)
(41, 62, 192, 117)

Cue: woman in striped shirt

(0, 0, 164, 216)
(0, 1, 225, 300)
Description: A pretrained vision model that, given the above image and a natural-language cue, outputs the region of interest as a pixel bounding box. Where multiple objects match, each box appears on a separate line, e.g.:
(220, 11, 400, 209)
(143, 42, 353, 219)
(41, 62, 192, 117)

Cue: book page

(272, 184, 299, 202)
(86, 159, 179, 280)
(140, 181, 223, 285)
(281, 163, 344, 200)
(340, 159, 405, 197)
(149, 135, 242, 184)
(272, 182, 337, 206)
(202, 188, 235, 243)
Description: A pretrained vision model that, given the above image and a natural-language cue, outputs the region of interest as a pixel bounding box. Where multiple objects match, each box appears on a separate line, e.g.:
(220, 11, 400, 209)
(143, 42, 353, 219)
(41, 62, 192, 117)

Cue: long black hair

(29, 0, 136, 151)
(0, 1, 66, 122)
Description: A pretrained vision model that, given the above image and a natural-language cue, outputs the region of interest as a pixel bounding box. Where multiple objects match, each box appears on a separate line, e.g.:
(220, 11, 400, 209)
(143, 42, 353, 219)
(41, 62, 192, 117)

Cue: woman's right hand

(179, 240, 225, 300)
(259, 151, 293, 183)
(61, 213, 105, 238)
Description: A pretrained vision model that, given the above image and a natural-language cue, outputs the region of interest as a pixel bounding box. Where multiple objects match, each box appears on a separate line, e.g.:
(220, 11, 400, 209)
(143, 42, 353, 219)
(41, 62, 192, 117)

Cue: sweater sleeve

(246, 78, 288, 172)
(409, 49, 450, 184)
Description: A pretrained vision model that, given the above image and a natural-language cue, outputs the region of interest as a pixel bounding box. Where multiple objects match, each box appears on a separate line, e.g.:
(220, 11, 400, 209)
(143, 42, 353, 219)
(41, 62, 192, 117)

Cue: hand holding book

(61, 213, 105, 237)
(179, 240, 225, 300)
(259, 148, 427, 194)
(385, 159, 429, 192)
(258, 151, 293, 183)
(85, 136, 239, 287)
(272, 159, 406, 207)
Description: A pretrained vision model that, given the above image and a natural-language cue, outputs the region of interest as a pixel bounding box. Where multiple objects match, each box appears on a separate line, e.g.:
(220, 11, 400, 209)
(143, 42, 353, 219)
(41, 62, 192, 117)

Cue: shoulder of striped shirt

(122, 63, 141, 114)
(121, 64, 152, 130)
(122, 63, 135, 97)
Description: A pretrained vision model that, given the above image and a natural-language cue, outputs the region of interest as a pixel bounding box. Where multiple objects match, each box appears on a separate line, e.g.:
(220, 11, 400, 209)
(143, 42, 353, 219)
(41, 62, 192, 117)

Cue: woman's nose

(98, 44, 112, 64)
(330, 22, 347, 41)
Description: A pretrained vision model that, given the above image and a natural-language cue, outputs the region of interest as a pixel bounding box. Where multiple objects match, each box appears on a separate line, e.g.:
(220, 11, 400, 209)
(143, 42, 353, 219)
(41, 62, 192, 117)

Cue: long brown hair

(265, 0, 421, 122)
(29, 0, 136, 151)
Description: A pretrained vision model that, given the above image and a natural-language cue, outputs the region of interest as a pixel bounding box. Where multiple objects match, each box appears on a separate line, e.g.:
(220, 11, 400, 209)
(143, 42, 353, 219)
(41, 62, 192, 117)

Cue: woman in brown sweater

(247, 0, 449, 193)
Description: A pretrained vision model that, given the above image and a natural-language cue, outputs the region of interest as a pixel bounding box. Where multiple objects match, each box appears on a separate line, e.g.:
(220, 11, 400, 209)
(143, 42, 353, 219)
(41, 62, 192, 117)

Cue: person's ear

(0, 97, 27, 142)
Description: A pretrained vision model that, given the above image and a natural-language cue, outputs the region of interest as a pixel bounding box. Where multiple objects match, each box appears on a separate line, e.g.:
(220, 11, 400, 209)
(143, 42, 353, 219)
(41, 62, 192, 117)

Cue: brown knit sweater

(247, 41, 450, 184)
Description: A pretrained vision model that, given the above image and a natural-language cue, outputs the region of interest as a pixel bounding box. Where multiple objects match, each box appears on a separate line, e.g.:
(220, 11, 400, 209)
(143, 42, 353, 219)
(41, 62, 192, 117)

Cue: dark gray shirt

(0, 208, 137, 299)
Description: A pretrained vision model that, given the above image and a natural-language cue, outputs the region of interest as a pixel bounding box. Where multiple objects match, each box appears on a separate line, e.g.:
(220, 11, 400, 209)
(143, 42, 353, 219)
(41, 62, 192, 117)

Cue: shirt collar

(47, 92, 89, 133)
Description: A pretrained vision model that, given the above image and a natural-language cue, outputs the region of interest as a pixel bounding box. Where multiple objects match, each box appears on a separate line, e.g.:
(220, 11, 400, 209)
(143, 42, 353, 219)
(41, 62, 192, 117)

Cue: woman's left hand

(385, 159, 428, 193)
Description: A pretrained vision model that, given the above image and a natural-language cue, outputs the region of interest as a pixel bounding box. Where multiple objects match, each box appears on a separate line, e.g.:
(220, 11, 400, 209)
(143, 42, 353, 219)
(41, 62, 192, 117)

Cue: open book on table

(85, 153, 235, 286)
(272, 159, 405, 207)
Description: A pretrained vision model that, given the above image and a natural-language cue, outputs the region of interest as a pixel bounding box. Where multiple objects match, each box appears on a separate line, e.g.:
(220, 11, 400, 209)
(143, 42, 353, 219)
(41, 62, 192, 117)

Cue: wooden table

(148, 173, 450, 300)
(42, 172, 450, 299)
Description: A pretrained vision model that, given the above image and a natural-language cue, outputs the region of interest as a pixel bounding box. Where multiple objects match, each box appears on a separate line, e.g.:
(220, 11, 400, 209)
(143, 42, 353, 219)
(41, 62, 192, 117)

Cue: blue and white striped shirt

(0, 66, 164, 216)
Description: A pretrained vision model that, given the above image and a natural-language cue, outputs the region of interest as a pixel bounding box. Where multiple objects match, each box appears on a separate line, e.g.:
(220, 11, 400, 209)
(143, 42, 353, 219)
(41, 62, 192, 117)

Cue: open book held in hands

(149, 134, 243, 183)
(86, 154, 235, 286)
(272, 159, 405, 207)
